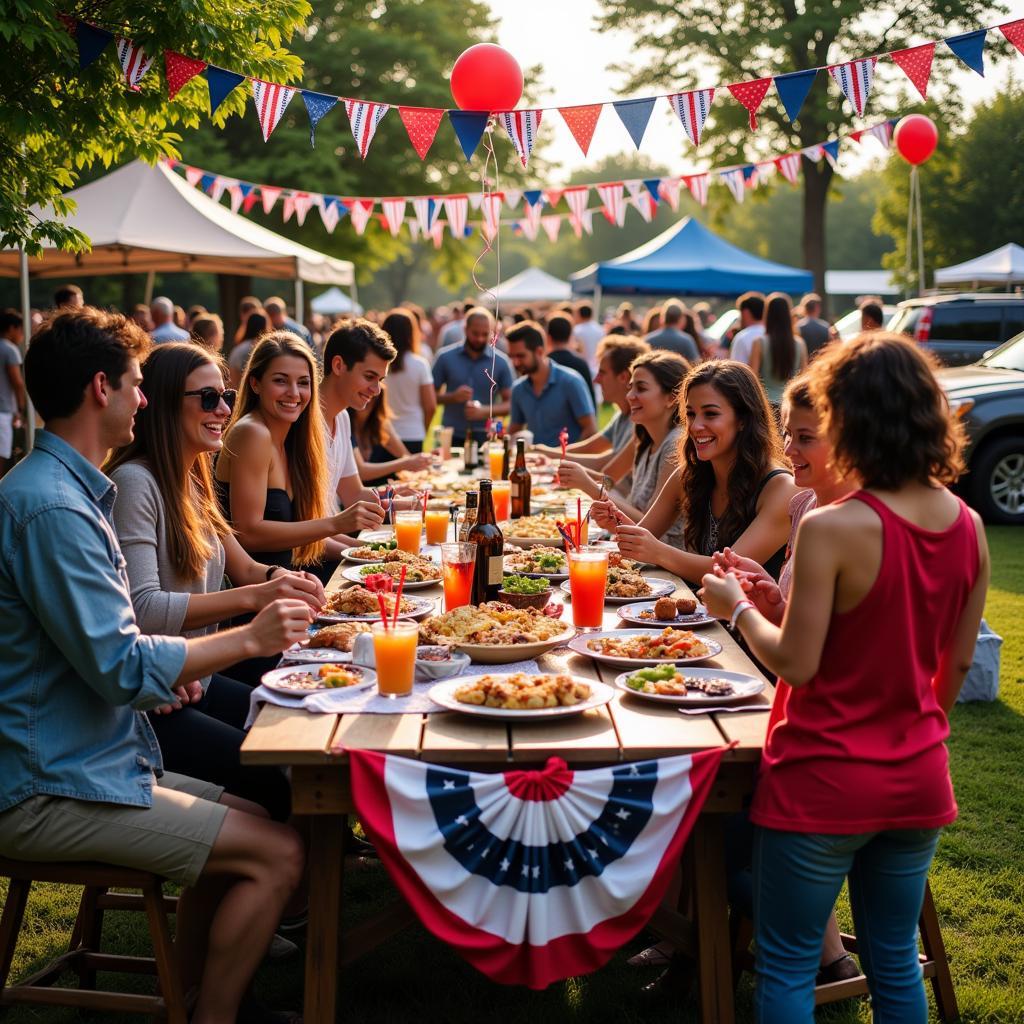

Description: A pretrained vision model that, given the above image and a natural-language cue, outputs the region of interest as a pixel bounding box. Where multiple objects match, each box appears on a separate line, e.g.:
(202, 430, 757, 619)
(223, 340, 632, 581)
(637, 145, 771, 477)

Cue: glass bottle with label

(509, 438, 532, 519)
(458, 491, 478, 541)
(468, 479, 504, 604)
(501, 434, 511, 479)
(464, 427, 478, 473)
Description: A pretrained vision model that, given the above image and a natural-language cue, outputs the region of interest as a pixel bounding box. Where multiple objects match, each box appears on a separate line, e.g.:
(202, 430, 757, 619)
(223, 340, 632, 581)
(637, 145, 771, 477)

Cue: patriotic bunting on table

(1001, 19, 1024, 55)
(345, 100, 389, 158)
(558, 104, 604, 156)
(76, 22, 112, 69)
(828, 57, 877, 117)
(500, 110, 543, 167)
(773, 68, 817, 122)
(164, 51, 207, 101)
(669, 89, 715, 147)
(399, 107, 445, 160)
(597, 183, 626, 227)
(727, 77, 772, 130)
(541, 215, 562, 243)
(890, 43, 935, 101)
(301, 90, 339, 147)
(444, 195, 468, 239)
(448, 110, 490, 161)
(260, 185, 282, 215)
(382, 198, 407, 237)
(349, 200, 374, 235)
(612, 97, 657, 149)
(563, 186, 590, 223)
(945, 29, 987, 76)
(775, 153, 802, 184)
(116, 38, 154, 91)
(251, 79, 296, 142)
(205, 66, 244, 116)
(721, 168, 746, 203)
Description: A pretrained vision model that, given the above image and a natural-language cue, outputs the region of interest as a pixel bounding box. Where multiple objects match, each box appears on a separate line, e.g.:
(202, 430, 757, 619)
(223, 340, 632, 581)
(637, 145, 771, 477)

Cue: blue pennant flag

(945, 29, 987, 76)
(612, 97, 657, 149)
(741, 164, 757, 182)
(427, 197, 438, 229)
(643, 178, 662, 203)
(822, 139, 841, 165)
(773, 69, 817, 122)
(335, 200, 350, 219)
(523, 189, 544, 208)
(237, 183, 254, 199)
(76, 21, 112, 69)
(198, 173, 216, 193)
(205, 66, 245, 116)
(448, 111, 490, 161)
(301, 90, 339, 147)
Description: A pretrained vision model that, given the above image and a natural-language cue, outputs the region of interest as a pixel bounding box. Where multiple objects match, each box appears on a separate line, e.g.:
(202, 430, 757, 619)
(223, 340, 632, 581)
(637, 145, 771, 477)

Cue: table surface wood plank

(331, 711, 424, 759)
(241, 704, 339, 764)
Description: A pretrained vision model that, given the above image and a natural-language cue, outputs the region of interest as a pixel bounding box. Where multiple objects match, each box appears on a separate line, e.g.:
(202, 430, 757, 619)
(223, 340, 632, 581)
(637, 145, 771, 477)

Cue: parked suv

(889, 293, 1024, 366)
(938, 332, 1024, 524)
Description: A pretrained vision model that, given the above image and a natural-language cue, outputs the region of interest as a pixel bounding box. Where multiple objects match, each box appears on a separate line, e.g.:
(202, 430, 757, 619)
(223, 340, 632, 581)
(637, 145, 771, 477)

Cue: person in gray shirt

(645, 301, 700, 364)
(797, 293, 831, 357)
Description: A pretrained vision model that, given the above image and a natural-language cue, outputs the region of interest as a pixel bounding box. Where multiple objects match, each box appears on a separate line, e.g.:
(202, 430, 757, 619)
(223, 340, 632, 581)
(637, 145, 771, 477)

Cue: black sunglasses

(184, 387, 237, 412)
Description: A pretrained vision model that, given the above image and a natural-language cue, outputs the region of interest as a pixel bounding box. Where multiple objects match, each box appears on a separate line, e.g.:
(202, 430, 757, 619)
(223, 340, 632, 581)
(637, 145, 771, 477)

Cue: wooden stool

(730, 880, 959, 1022)
(0, 858, 187, 1022)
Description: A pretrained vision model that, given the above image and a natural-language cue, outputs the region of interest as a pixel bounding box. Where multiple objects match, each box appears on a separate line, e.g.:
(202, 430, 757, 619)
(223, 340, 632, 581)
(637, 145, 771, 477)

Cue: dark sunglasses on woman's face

(184, 387, 237, 412)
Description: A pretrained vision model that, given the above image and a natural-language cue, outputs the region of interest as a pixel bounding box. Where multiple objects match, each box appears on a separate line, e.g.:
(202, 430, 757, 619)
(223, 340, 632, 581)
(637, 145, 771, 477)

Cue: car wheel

(968, 436, 1024, 525)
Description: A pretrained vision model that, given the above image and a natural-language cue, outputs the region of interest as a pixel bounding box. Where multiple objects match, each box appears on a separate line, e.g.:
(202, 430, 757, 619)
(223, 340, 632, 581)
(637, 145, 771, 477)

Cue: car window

(1001, 306, 1024, 340)
(929, 305, 1004, 342)
(981, 332, 1024, 371)
(889, 308, 922, 336)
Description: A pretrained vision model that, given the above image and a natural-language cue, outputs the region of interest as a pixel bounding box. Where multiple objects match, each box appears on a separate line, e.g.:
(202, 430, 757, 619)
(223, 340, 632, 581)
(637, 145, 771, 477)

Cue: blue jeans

(753, 826, 940, 1024)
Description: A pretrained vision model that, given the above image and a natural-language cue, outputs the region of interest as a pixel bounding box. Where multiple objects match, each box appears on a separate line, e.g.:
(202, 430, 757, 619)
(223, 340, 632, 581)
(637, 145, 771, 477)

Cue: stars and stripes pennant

(865, 121, 893, 150)
(444, 195, 468, 239)
(504, 189, 522, 210)
(348, 748, 726, 989)
(500, 109, 542, 167)
(164, 52, 207, 101)
(541, 216, 562, 243)
(558, 104, 604, 156)
(399, 107, 445, 160)
(563, 186, 590, 223)
(449, 111, 490, 161)
(597, 183, 626, 227)
(76, 22, 112, 69)
(659, 178, 682, 210)
(301, 90, 339, 147)
(945, 29, 987, 76)
(1000, 18, 1024, 55)
(116, 38, 154, 91)
(382, 198, 407, 237)
(727, 77, 772, 130)
(773, 69, 817, 123)
(413, 197, 439, 235)
(350, 199, 374, 236)
(581, 209, 595, 235)
(205, 66, 244, 116)
(685, 174, 709, 207)
(775, 153, 802, 184)
(828, 57, 877, 117)
(251, 80, 296, 142)
(481, 193, 503, 241)
(889, 43, 935, 101)
(612, 97, 657, 149)
(260, 185, 282, 215)
(345, 100, 389, 158)
(669, 88, 715, 147)
(721, 169, 746, 203)
(184, 166, 204, 188)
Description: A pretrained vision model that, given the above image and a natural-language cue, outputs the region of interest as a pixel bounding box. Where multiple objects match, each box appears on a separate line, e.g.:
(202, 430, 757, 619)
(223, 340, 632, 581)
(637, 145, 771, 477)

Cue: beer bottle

(509, 438, 532, 519)
(469, 479, 504, 604)
(501, 434, 511, 479)
(464, 427, 477, 473)
(458, 491, 478, 541)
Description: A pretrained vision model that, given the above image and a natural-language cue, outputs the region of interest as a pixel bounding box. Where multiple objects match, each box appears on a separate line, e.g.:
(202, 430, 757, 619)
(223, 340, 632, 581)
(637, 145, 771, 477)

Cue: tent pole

(18, 247, 36, 453)
(294, 278, 304, 325)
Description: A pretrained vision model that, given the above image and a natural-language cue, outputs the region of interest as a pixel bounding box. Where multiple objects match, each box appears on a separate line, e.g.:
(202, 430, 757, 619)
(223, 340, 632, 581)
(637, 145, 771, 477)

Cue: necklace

(706, 499, 720, 554)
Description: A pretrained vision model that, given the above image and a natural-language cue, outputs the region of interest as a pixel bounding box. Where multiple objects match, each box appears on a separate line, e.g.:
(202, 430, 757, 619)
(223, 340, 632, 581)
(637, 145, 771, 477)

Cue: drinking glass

(564, 498, 592, 547)
(487, 441, 505, 481)
(424, 506, 450, 545)
(441, 542, 476, 611)
(394, 510, 424, 555)
(371, 621, 418, 698)
(567, 549, 608, 629)
(440, 426, 454, 462)
(492, 480, 511, 522)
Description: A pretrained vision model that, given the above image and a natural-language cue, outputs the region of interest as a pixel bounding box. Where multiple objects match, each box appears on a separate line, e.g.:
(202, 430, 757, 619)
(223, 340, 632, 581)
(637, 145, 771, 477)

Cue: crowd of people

(0, 278, 987, 1024)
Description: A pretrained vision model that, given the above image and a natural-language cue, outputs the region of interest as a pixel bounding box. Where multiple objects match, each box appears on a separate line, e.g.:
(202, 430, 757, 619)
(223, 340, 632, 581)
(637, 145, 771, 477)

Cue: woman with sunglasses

(106, 343, 326, 821)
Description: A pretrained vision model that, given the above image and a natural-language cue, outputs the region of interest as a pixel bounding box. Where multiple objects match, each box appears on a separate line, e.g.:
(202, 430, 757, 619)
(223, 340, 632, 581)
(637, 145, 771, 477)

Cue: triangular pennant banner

(481, 193, 503, 241)
(320, 201, 340, 234)
(76, 22, 112, 70)
(544, 189, 564, 208)
(612, 97, 657, 149)
(558, 104, 604, 156)
(773, 69, 817, 123)
(242, 191, 260, 214)
(685, 174, 709, 207)
(448, 111, 489, 161)
(399, 107, 445, 160)
(741, 164, 758, 186)
(720, 169, 746, 203)
(467, 193, 483, 211)
(563, 186, 589, 222)
(500, 110, 542, 167)
(659, 178, 681, 210)
(541, 216, 562, 243)
(261, 185, 282, 215)
(198, 173, 216, 194)
(444, 195, 468, 239)
(631, 192, 655, 223)
(643, 179, 662, 204)
(727, 78, 772, 130)
(596, 183, 626, 227)
(412, 197, 435, 234)
(409, 220, 420, 242)
(228, 184, 243, 214)
(889, 43, 935, 101)
(293, 192, 314, 226)
(523, 190, 544, 208)
(504, 189, 522, 210)
(581, 209, 595, 235)
(866, 122, 893, 150)
(302, 90, 339, 147)
(205, 66, 244, 116)
(164, 51, 207, 101)
(775, 153, 802, 184)
(822, 139, 841, 168)
(945, 29, 987, 76)
(669, 88, 715, 146)
(350, 200, 374, 236)
(828, 57, 877, 117)
(237, 182, 254, 199)
(429, 222, 445, 249)
(184, 166, 203, 188)
(116, 38, 154, 91)
(382, 198, 407, 238)
(209, 176, 229, 203)
(803, 144, 824, 163)
(344, 100, 389, 158)
(624, 180, 644, 201)
(519, 216, 539, 241)
(251, 80, 296, 141)
(281, 194, 296, 223)
(1000, 18, 1024, 56)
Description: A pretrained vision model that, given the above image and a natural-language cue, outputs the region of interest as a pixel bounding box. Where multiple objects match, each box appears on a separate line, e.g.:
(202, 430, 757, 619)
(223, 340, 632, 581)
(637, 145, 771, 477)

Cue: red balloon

(450, 44, 523, 111)
(893, 114, 939, 166)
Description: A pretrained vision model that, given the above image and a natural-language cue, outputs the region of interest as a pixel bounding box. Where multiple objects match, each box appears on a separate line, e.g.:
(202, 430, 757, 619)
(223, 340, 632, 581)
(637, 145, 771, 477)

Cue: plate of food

(317, 586, 435, 622)
(567, 628, 722, 667)
(429, 672, 613, 720)
(342, 544, 441, 565)
(503, 547, 569, 579)
(503, 514, 566, 547)
(342, 538, 399, 562)
(280, 620, 374, 663)
(340, 558, 442, 589)
(559, 570, 675, 604)
(419, 601, 576, 664)
(261, 663, 377, 696)
(614, 665, 764, 705)
(617, 596, 716, 628)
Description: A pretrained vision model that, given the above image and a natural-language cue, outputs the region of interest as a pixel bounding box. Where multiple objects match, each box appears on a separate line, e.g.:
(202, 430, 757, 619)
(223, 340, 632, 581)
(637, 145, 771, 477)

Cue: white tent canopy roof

(0, 160, 354, 286)
(478, 266, 572, 304)
(935, 243, 1024, 286)
(310, 286, 363, 315)
(824, 270, 899, 296)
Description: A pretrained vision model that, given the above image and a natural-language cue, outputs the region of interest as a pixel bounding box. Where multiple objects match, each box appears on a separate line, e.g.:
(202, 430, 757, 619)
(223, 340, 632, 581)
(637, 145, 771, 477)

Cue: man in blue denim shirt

(0, 309, 311, 1023)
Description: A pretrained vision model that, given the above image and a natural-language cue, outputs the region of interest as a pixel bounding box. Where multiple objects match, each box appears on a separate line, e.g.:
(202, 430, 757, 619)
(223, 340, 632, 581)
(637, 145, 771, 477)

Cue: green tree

(1, 0, 310, 255)
(595, 0, 1010, 297)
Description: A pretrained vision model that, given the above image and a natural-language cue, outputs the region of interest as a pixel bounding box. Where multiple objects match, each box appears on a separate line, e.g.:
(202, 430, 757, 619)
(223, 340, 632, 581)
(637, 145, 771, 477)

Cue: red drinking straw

(392, 565, 408, 627)
(555, 521, 579, 552)
(377, 593, 391, 630)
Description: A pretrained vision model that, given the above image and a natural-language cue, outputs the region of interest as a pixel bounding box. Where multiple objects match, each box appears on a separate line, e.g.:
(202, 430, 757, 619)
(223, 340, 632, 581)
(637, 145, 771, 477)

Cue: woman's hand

(711, 547, 785, 624)
(152, 680, 204, 716)
(556, 460, 598, 495)
(700, 570, 747, 621)
(405, 451, 434, 472)
(712, 546, 767, 579)
(614, 524, 665, 565)
(246, 599, 314, 657)
(248, 569, 326, 614)
(591, 499, 633, 532)
(332, 500, 386, 536)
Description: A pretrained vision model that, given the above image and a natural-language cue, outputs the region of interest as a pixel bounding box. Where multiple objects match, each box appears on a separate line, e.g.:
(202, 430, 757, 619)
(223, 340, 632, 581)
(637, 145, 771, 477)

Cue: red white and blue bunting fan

(348, 748, 727, 989)
(115, 37, 153, 91)
(345, 100, 390, 159)
(828, 57, 877, 117)
(500, 110, 543, 167)
(251, 80, 296, 142)
(669, 89, 715, 147)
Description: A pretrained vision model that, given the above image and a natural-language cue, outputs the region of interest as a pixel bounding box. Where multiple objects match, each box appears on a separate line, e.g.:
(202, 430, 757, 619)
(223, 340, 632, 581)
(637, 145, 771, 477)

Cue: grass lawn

(1, 526, 1021, 1023)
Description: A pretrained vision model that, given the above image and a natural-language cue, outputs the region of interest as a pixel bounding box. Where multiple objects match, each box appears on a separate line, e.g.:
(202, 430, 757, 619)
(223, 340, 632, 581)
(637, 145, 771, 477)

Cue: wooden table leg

(692, 814, 735, 1024)
(304, 814, 345, 1024)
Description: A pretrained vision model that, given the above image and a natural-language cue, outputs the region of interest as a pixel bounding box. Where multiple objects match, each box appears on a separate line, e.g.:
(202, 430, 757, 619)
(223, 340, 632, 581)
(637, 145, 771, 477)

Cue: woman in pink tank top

(702, 334, 990, 1024)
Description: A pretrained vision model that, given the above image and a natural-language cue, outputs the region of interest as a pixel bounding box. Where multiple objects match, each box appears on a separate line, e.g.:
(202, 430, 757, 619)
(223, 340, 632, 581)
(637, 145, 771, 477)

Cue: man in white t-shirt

(572, 301, 605, 374)
(728, 292, 766, 366)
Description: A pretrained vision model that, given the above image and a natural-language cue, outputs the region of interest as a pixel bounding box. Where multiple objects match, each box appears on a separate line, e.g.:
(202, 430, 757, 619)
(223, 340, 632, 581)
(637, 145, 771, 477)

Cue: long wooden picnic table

(241, 552, 772, 1023)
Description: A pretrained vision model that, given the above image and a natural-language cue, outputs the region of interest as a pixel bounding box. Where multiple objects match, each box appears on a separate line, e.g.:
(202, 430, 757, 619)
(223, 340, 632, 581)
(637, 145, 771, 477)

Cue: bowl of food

(414, 644, 471, 681)
(498, 574, 553, 610)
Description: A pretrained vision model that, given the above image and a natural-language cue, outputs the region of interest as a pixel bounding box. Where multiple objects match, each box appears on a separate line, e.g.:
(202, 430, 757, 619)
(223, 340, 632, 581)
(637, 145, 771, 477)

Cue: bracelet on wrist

(265, 565, 283, 581)
(729, 598, 755, 630)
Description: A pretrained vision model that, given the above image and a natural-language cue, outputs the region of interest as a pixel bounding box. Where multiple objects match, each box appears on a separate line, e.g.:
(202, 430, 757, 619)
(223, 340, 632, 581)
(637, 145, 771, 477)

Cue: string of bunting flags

(165, 117, 897, 245)
(67, 14, 1024, 165)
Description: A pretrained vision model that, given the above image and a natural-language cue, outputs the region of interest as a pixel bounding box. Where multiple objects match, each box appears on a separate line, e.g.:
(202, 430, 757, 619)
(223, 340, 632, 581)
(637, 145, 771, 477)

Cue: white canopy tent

(934, 244, 1024, 288)
(477, 266, 572, 305)
(310, 286, 363, 316)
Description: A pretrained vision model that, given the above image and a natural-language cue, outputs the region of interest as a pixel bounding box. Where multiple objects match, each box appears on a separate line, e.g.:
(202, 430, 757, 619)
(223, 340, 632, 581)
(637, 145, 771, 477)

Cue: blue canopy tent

(570, 217, 813, 304)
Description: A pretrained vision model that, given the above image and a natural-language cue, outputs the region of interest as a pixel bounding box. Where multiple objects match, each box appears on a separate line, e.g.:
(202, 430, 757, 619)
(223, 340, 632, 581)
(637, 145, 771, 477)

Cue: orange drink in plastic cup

(492, 480, 511, 522)
(372, 620, 418, 698)
(567, 549, 608, 629)
(565, 498, 591, 547)
(425, 507, 450, 545)
(394, 510, 423, 555)
(441, 541, 476, 611)
(488, 442, 505, 480)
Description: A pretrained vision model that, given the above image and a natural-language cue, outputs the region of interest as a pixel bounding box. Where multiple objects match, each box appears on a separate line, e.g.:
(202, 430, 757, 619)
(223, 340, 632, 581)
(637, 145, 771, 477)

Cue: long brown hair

(381, 308, 420, 372)
(628, 350, 687, 456)
(105, 343, 230, 581)
(352, 386, 392, 453)
(677, 360, 787, 552)
(763, 292, 798, 380)
(227, 331, 329, 566)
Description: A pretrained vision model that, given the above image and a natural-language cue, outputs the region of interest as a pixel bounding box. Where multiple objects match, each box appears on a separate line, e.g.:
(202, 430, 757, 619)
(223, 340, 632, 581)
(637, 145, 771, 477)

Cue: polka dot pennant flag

(164, 51, 207, 100)
(889, 44, 935, 101)
(1000, 18, 1024, 55)
(301, 90, 339, 147)
(398, 107, 445, 160)
(727, 77, 772, 130)
(558, 104, 604, 157)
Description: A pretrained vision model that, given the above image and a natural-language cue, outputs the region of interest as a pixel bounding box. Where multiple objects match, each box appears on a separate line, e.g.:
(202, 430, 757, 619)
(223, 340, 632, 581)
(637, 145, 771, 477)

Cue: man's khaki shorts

(0, 772, 227, 887)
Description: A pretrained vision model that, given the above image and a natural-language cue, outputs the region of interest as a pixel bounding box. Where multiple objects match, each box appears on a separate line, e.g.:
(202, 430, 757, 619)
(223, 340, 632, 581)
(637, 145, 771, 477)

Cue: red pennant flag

(1001, 19, 1024, 55)
(164, 51, 207, 100)
(889, 43, 935, 101)
(727, 77, 772, 130)
(399, 107, 444, 160)
(544, 189, 564, 207)
(849, 129, 865, 143)
(558, 104, 604, 157)
(242, 192, 260, 214)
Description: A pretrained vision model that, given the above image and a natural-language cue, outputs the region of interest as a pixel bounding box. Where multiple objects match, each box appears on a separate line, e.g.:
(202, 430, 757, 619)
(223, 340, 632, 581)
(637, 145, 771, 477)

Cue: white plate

(502, 555, 569, 581)
(617, 601, 717, 628)
(279, 645, 354, 665)
(340, 563, 440, 589)
(342, 544, 441, 565)
(360, 529, 396, 544)
(442, 625, 578, 665)
(559, 576, 676, 605)
(614, 668, 764, 706)
(261, 663, 377, 696)
(428, 674, 613, 720)
(315, 595, 436, 623)
(567, 629, 723, 668)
